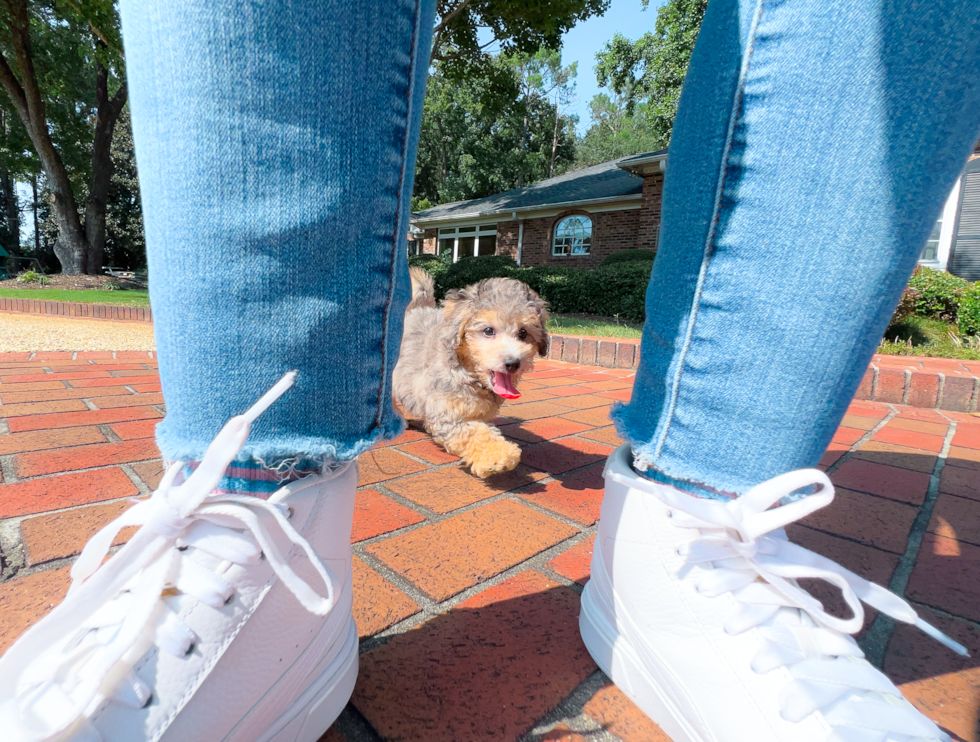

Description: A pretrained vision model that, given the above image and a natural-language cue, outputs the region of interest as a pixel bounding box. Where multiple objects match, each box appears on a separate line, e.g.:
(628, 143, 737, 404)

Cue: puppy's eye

(518, 328, 528, 340)
(483, 327, 495, 337)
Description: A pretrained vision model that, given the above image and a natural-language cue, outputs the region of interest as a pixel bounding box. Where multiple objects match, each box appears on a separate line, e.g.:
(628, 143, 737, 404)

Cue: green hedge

(408, 254, 652, 323)
(600, 249, 656, 267)
(907, 266, 970, 320)
(959, 282, 980, 336)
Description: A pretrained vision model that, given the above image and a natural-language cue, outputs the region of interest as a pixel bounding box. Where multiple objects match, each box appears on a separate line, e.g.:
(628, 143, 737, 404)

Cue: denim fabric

(120, 0, 435, 464)
(612, 0, 980, 497)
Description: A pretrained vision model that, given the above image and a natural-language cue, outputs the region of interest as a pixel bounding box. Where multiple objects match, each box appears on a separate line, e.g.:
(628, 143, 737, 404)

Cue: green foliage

(575, 95, 665, 167)
(888, 286, 921, 325)
(105, 108, 146, 270)
(409, 251, 452, 288)
(590, 0, 708, 150)
(100, 278, 121, 291)
(906, 266, 970, 320)
(431, 0, 608, 73)
(440, 255, 518, 293)
(877, 315, 980, 361)
(958, 282, 980, 336)
(414, 52, 578, 207)
(16, 269, 45, 284)
(0, 286, 149, 305)
(416, 255, 651, 322)
(600, 249, 656, 267)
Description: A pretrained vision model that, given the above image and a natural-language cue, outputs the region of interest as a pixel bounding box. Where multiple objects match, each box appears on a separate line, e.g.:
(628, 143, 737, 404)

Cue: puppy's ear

(443, 288, 476, 349)
(526, 285, 550, 357)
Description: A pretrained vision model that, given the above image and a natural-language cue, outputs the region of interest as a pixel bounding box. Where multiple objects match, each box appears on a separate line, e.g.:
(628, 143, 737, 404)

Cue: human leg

(0, 2, 435, 740)
(584, 0, 980, 738)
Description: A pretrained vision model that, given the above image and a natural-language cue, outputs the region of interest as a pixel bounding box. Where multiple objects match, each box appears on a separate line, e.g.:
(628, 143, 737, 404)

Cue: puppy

(393, 267, 549, 477)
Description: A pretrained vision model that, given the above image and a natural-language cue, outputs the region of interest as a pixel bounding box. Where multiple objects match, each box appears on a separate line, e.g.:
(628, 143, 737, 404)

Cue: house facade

(410, 151, 667, 268)
(919, 141, 980, 281)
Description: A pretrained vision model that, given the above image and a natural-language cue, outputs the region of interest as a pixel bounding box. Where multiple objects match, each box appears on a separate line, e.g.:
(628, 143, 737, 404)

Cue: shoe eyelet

(259, 551, 265, 561)
(142, 692, 154, 708)
(286, 506, 294, 520)
(224, 593, 234, 605)
(184, 642, 196, 657)
(666, 509, 673, 519)
(176, 545, 189, 552)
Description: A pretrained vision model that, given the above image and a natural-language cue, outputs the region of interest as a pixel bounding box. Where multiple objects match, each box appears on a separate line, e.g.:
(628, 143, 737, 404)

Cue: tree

(0, 0, 127, 275)
(592, 0, 707, 147)
(576, 93, 664, 167)
(414, 52, 578, 207)
(431, 0, 609, 70)
(104, 106, 144, 270)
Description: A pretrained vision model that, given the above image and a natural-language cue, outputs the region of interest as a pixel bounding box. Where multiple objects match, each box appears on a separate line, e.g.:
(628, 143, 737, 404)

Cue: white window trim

(437, 224, 498, 262)
(918, 178, 962, 272)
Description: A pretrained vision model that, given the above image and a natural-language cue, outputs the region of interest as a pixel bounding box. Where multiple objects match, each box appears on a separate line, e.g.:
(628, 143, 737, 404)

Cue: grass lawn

(0, 287, 150, 307)
(548, 313, 642, 339)
(879, 315, 980, 361)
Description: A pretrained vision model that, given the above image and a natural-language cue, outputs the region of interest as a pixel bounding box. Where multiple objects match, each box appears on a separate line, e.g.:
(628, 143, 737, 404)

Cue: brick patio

(0, 351, 978, 741)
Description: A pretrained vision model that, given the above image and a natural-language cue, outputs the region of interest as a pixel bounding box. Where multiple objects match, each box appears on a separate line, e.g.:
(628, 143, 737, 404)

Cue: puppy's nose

(504, 358, 521, 373)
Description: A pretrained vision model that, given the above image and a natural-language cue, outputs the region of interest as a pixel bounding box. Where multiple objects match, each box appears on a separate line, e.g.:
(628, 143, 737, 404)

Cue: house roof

(412, 150, 668, 225)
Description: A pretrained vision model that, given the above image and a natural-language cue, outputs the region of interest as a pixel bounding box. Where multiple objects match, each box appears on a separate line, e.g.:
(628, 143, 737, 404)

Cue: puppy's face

(444, 279, 549, 400)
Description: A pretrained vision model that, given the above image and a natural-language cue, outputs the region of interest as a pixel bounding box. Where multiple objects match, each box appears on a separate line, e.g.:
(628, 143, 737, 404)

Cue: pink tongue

(491, 371, 521, 399)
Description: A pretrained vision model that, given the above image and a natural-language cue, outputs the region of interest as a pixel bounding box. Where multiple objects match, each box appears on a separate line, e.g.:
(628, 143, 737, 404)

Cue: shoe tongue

(491, 371, 520, 399)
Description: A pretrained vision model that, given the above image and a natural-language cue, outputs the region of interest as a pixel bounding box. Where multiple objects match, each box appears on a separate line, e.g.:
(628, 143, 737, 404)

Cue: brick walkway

(0, 352, 978, 742)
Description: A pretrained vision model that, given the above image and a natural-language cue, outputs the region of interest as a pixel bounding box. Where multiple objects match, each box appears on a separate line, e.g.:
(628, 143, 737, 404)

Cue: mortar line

(861, 419, 957, 666)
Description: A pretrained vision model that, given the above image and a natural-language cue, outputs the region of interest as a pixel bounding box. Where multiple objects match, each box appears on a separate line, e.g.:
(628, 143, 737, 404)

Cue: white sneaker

(0, 373, 359, 742)
(580, 444, 967, 742)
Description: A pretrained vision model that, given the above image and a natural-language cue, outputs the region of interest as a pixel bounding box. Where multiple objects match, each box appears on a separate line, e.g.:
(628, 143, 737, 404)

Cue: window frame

(551, 214, 593, 257)
(437, 224, 498, 262)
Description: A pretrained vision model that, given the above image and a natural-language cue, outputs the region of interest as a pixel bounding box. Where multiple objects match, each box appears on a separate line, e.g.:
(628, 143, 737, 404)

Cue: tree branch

(432, 35, 499, 63)
(430, 0, 477, 63)
(0, 51, 29, 123)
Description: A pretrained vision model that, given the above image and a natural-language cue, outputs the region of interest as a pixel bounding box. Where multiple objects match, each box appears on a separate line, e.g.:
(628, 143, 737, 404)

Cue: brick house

(409, 151, 667, 268)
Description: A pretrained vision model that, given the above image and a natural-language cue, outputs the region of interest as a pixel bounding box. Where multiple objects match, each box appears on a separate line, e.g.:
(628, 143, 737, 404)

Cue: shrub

(907, 266, 969, 320)
(889, 286, 920, 325)
(409, 251, 452, 294)
(439, 255, 517, 293)
(101, 279, 122, 292)
(16, 270, 45, 284)
(958, 282, 980, 336)
(411, 253, 652, 323)
(600, 249, 656, 267)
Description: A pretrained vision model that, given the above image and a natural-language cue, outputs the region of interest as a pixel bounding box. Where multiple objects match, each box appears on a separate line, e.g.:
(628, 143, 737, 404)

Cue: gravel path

(0, 313, 155, 351)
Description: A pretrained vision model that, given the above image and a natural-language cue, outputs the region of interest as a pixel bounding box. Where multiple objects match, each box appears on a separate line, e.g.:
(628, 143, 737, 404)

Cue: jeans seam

(650, 0, 767, 464)
(375, 0, 423, 427)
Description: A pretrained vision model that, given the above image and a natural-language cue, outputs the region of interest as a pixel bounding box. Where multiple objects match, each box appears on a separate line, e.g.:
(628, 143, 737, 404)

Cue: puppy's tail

(408, 266, 436, 311)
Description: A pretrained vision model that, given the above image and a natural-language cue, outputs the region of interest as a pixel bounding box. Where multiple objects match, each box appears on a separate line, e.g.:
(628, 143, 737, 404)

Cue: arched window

(552, 215, 592, 256)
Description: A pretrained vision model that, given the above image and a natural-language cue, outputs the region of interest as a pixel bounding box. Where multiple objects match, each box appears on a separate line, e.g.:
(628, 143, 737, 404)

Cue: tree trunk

(83, 51, 127, 275)
(31, 175, 39, 253)
(0, 2, 125, 275)
(0, 168, 18, 255)
(549, 95, 560, 179)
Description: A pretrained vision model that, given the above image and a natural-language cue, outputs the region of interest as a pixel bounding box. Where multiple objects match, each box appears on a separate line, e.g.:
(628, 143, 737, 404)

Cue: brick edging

(854, 363, 979, 413)
(0, 298, 152, 323)
(550, 333, 980, 413)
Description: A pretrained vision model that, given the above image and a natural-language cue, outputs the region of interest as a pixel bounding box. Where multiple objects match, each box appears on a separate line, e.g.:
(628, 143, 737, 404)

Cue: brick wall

(505, 172, 664, 268)
(416, 170, 665, 267)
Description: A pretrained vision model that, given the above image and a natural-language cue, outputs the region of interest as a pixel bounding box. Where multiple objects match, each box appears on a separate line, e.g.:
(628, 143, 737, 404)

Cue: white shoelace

(610, 467, 967, 741)
(0, 372, 342, 742)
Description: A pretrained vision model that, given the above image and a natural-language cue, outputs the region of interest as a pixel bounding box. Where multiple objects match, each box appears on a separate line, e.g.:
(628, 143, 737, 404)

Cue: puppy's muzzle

(504, 358, 521, 373)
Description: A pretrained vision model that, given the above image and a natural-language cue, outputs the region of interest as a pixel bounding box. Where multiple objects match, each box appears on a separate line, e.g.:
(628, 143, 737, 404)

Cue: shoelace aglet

(915, 617, 969, 657)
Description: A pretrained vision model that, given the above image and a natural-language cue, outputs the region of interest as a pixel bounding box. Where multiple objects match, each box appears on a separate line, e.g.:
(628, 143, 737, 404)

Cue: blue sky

(560, 0, 664, 133)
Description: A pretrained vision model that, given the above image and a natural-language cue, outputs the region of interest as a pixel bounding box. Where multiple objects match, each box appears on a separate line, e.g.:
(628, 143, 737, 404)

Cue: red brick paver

(0, 356, 977, 742)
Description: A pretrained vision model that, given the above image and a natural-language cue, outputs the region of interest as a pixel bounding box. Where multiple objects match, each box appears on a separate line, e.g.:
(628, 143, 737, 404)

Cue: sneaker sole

(255, 616, 359, 742)
(580, 581, 702, 742)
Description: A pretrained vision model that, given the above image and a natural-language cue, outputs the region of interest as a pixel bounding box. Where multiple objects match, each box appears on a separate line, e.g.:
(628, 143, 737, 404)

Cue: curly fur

(393, 270, 550, 477)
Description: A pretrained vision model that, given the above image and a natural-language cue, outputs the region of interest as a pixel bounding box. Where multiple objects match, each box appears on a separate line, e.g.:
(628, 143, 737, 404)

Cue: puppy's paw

(469, 438, 521, 478)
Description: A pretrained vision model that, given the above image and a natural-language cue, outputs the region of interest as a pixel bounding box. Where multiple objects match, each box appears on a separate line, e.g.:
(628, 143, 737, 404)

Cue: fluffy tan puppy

(393, 267, 549, 477)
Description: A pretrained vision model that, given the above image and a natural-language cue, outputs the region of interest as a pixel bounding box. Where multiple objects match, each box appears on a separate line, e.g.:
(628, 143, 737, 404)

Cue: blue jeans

(120, 0, 435, 465)
(122, 0, 979, 493)
(612, 0, 980, 497)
